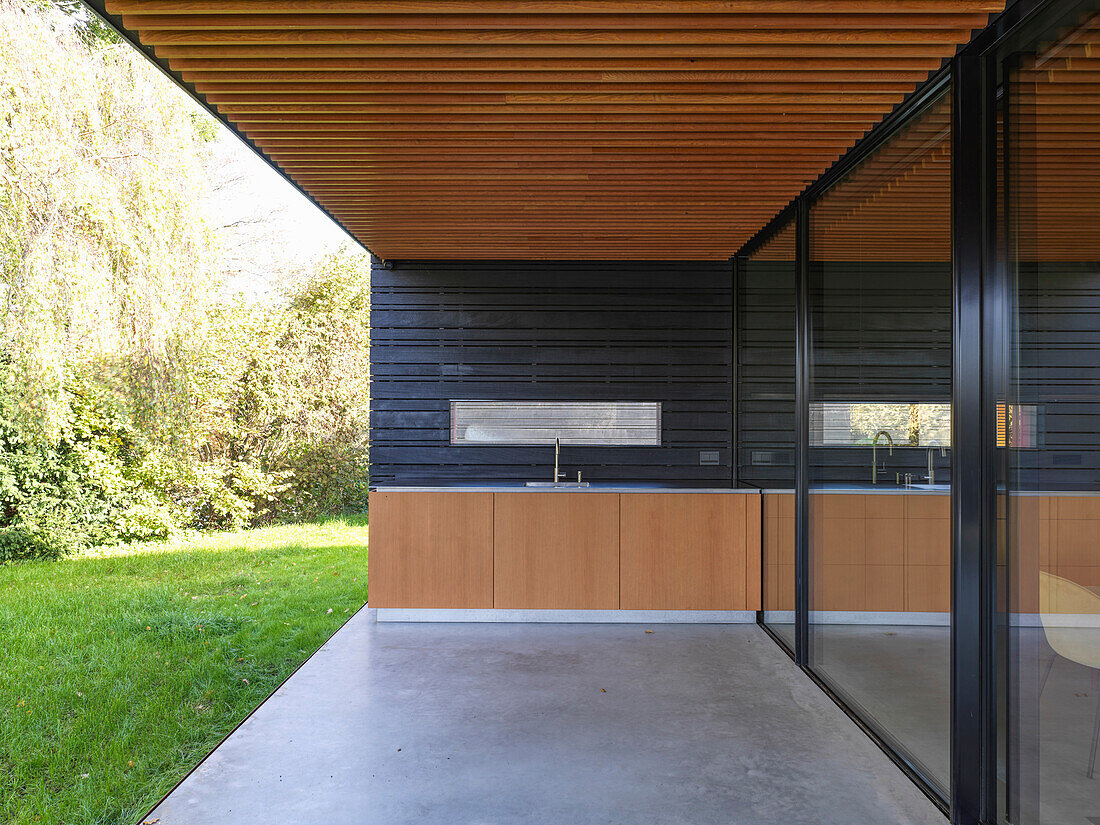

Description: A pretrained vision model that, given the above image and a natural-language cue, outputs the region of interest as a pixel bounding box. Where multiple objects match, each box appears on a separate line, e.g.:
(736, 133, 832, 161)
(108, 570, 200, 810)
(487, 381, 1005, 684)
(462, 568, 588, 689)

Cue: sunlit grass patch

(0, 516, 368, 825)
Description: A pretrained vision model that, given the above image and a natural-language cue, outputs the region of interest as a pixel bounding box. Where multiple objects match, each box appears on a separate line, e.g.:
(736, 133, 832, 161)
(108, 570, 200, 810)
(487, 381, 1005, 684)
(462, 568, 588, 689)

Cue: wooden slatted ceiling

(101, 1, 1005, 260)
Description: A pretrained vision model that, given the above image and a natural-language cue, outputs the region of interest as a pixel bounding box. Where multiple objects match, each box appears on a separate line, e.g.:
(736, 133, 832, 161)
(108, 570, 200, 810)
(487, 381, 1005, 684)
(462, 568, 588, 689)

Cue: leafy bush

(274, 442, 370, 524)
(0, 377, 178, 560)
(0, 511, 84, 563)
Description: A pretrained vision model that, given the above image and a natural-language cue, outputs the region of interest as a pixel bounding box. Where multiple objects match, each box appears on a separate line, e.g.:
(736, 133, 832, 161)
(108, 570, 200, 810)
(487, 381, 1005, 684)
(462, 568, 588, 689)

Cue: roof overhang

(84, 1, 1004, 260)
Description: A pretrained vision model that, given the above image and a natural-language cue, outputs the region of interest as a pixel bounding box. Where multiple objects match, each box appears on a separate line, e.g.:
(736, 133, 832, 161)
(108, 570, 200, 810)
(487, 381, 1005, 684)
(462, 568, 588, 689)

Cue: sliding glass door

(743, 5, 1100, 819)
(806, 88, 954, 798)
(997, 3, 1100, 822)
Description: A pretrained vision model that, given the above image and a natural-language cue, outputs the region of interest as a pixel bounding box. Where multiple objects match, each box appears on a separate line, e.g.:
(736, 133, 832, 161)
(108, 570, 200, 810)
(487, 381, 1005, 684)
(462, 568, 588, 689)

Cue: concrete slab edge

(372, 608, 757, 623)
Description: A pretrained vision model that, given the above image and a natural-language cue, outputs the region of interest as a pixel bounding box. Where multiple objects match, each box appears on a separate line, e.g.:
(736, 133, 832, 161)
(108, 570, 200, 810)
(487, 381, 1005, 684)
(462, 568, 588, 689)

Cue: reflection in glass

(807, 88, 953, 796)
(998, 6, 1100, 823)
(740, 220, 797, 650)
(810, 401, 951, 449)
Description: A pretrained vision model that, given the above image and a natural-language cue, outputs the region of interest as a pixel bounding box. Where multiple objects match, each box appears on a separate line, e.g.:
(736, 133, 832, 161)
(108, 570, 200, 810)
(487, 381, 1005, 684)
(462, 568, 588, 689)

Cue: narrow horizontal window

(809, 401, 951, 447)
(450, 401, 661, 446)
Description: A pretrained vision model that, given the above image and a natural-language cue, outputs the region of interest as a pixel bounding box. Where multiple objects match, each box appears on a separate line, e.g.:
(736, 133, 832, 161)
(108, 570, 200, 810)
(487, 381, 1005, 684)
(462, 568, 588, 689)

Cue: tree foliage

(0, 1, 371, 560)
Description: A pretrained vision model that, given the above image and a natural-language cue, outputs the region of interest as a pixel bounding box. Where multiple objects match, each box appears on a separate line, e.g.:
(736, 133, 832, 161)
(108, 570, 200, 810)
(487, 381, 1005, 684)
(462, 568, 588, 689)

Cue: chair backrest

(1038, 570, 1100, 670)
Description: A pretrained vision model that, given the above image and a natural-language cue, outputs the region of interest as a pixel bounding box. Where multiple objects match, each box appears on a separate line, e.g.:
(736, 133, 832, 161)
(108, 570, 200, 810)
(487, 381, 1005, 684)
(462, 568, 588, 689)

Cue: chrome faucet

(553, 437, 565, 483)
(872, 430, 894, 485)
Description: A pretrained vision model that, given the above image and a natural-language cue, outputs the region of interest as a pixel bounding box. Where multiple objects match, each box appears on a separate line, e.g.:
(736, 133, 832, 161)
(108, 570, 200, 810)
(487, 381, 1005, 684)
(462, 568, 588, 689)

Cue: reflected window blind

(450, 401, 662, 446)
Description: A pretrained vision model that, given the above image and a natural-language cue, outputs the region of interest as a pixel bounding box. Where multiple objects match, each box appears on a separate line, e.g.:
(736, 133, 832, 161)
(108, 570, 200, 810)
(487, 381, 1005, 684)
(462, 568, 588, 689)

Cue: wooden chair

(1038, 571, 1100, 779)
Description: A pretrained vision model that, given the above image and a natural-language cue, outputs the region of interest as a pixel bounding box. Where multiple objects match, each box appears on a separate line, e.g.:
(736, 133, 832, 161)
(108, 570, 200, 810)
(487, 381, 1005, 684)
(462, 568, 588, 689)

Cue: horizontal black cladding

(738, 258, 796, 488)
(370, 260, 734, 487)
(1015, 261, 1100, 489)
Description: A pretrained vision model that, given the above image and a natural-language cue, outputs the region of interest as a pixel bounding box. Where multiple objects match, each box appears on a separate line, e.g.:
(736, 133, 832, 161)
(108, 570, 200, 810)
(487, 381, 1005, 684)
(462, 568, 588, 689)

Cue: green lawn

(0, 517, 369, 825)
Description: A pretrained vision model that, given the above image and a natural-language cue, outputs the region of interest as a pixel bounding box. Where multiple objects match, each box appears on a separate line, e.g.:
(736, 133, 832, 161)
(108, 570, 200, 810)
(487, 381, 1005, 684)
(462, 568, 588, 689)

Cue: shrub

(0, 376, 178, 560)
(273, 442, 369, 524)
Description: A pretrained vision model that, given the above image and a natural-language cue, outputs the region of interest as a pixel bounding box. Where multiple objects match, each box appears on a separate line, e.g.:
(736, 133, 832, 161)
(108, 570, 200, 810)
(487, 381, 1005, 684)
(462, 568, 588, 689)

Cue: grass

(0, 516, 369, 825)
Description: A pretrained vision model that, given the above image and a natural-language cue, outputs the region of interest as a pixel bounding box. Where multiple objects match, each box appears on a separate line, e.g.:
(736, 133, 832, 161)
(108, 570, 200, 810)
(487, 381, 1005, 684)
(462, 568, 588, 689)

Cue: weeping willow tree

(0, 0, 217, 441)
(0, 2, 371, 559)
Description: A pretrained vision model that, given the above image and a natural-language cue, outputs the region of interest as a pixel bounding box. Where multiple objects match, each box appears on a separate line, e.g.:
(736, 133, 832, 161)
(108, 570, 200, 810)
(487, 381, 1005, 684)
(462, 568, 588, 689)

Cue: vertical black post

(794, 197, 811, 667)
(951, 51, 993, 825)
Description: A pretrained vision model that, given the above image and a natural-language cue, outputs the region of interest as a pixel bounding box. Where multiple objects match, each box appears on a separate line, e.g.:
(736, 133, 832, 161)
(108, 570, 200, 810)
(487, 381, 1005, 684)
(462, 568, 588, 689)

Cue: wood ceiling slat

(270, 156, 837, 164)
(207, 92, 911, 103)
(214, 101, 905, 111)
(104, 2, 1006, 13)
(229, 112, 884, 123)
(190, 80, 928, 93)
(135, 29, 983, 46)
(263, 149, 846, 158)
(196, 84, 923, 98)
(96, 0, 1005, 258)
(261, 145, 852, 154)
(181, 71, 936, 84)
(242, 124, 874, 134)
(252, 132, 868, 143)
(121, 13, 991, 31)
(173, 59, 946, 72)
(150, 42, 963, 58)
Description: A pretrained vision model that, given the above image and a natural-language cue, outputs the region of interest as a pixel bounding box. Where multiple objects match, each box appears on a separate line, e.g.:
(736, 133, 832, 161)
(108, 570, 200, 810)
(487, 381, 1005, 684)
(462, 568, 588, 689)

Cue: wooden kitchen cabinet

(619, 493, 760, 610)
(494, 492, 620, 609)
(367, 491, 494, 608)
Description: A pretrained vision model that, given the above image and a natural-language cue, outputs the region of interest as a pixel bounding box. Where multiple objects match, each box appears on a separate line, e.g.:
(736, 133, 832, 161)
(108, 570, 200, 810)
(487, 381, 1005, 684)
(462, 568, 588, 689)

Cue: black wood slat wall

(370, 257, 1100, 491)
(1016, 262, 1100, 490)
(737, 259, 796, 488)
(370, 260, 734, 487)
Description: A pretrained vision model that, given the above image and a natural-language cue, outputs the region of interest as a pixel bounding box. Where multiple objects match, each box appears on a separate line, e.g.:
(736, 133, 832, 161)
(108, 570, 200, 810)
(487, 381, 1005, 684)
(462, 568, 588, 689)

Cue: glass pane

(999, 5, 1100, 823)
(741, 220, 797, 650)
(807, 88, 953, 797)
(450, 400, 661, 446)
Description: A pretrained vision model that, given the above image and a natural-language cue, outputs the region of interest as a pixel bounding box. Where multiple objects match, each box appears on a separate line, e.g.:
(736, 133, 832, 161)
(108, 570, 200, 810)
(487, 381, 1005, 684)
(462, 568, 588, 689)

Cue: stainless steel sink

(524, 481, 591, 488)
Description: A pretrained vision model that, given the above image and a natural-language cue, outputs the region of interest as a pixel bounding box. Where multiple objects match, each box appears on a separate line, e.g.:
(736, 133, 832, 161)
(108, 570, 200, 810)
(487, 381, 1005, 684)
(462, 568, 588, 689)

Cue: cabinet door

(903, 494, 951, 612)
(367, 491, 493, 608)
(494, 492, 619, 609)
(620, 493, 758, 610)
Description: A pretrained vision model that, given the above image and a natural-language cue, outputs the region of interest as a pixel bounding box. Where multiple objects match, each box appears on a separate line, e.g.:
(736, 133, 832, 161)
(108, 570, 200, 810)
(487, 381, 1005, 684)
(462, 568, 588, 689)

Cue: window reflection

(999, 6, 1100, 824)
(810, 401, 951, 448)
(808, 88, 953, 797)
(742, 219, 798, 651)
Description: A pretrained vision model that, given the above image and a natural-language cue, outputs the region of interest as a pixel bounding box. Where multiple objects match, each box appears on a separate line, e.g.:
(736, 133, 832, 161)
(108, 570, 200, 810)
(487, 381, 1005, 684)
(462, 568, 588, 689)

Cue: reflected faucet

(872, 430, 894, 485)
(925, 444, 948, 486)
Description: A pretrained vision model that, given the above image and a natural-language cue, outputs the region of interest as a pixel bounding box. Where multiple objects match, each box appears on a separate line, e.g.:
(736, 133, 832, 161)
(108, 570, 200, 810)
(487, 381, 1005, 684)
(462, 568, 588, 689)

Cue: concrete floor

(146, 610, 946, 825)
(811, 624, 951, 792)
(788, 624, 1100, 825)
